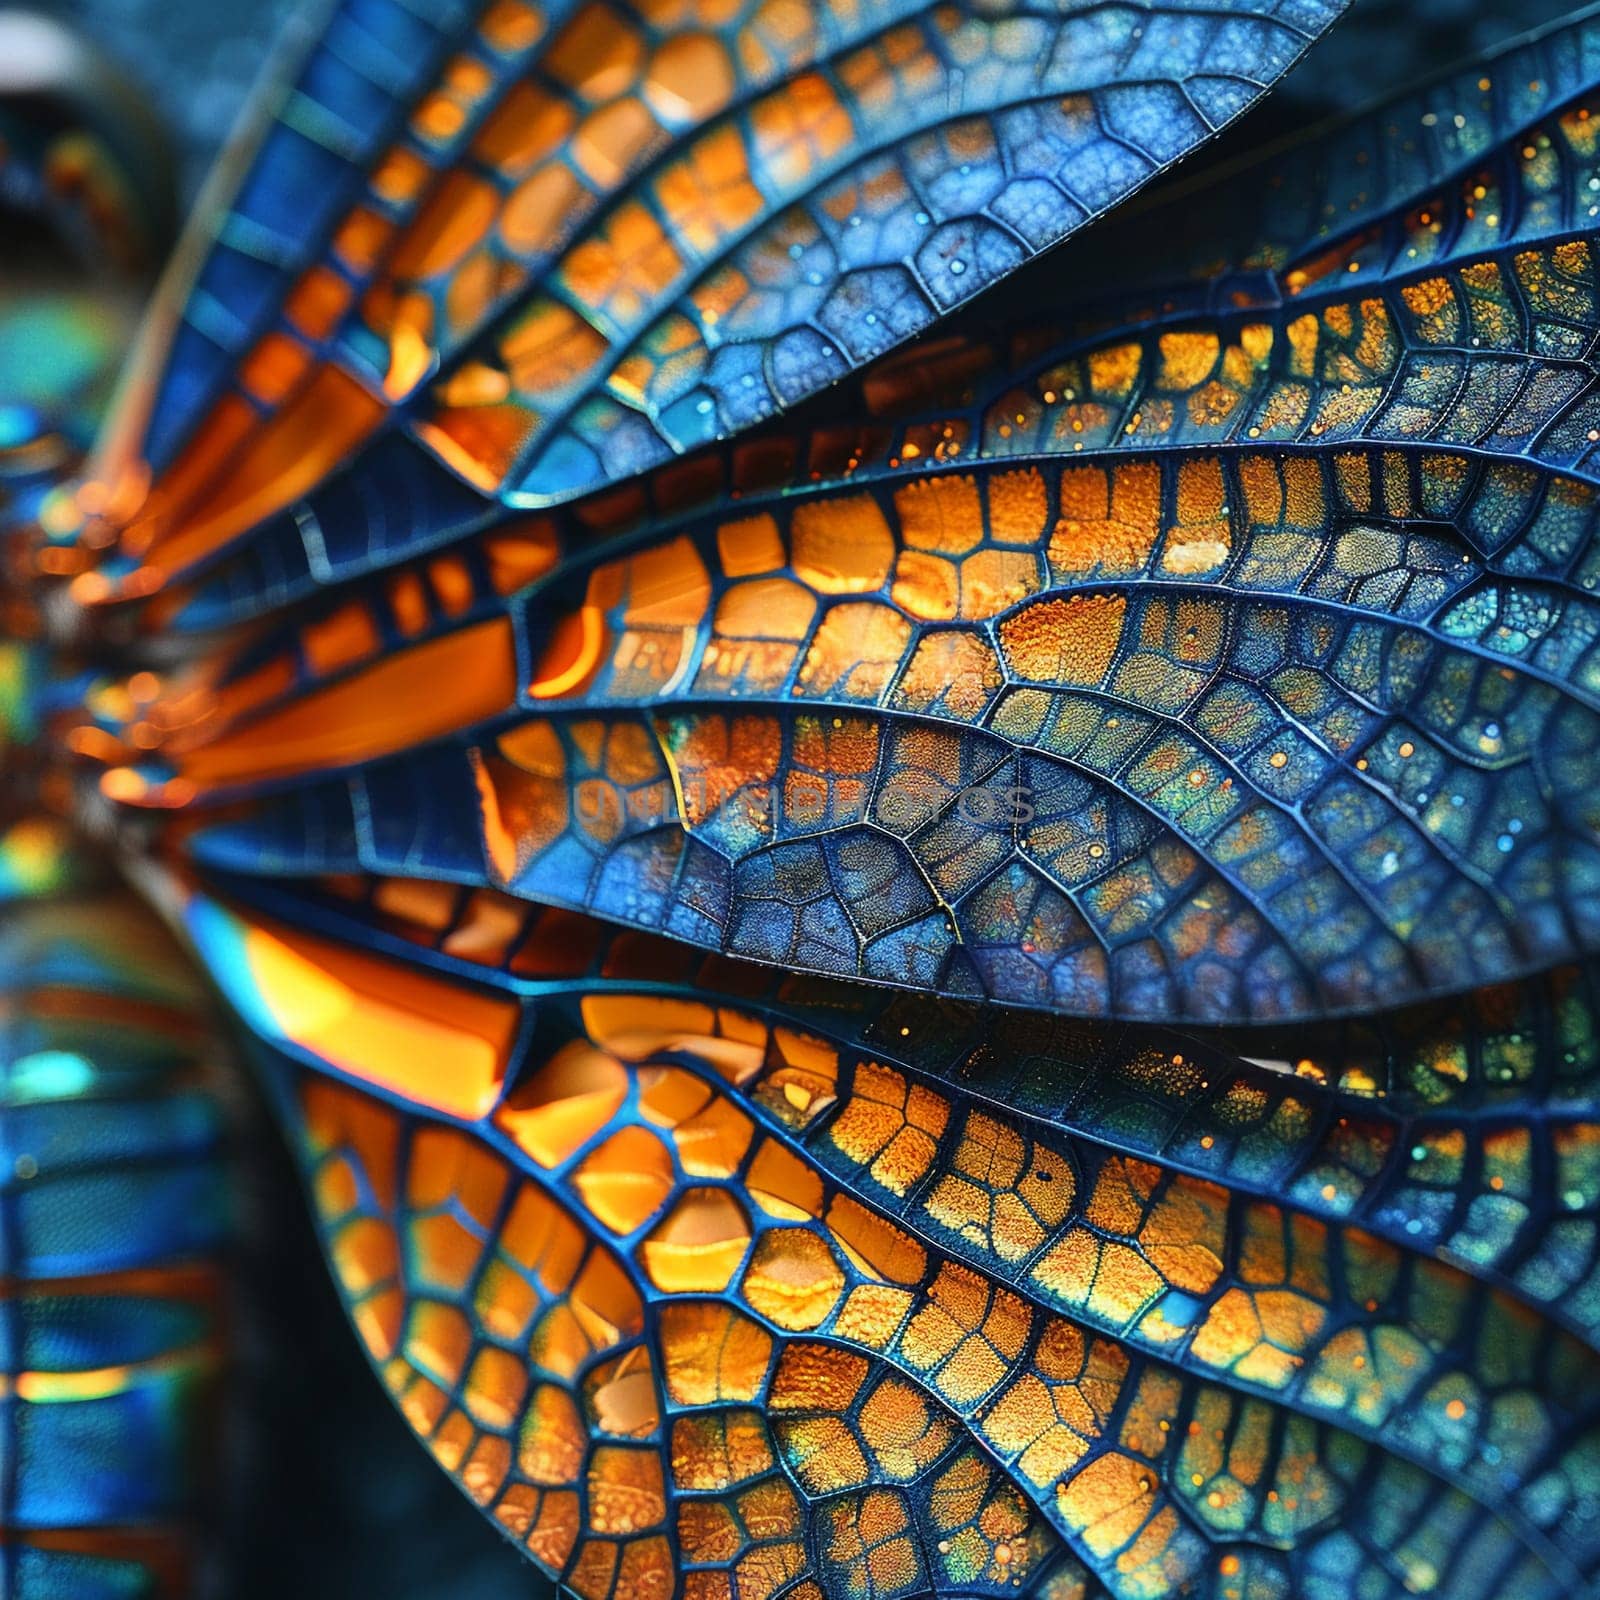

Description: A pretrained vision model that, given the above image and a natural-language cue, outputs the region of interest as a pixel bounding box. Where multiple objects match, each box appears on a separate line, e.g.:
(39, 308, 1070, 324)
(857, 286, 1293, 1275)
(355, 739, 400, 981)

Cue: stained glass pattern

(64, 10, 1600, 1022)
(182, 879, 1600, 1599)
(16, 1, 1600, 1598)
(77, 0, 1346, 604)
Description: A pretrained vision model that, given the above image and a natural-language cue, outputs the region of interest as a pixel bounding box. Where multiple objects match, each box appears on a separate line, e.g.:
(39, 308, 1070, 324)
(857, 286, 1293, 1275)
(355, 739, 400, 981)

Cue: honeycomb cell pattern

(53, 12, 1600, 1025)
(207, 881, 1600, 1600)
(15, 1, 1600, 1598)
(75, 0, 1344, 598)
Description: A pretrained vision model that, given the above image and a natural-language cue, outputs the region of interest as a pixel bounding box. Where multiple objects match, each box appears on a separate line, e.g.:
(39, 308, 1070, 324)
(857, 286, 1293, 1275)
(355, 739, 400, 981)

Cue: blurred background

(10, 0, 1593, 1594)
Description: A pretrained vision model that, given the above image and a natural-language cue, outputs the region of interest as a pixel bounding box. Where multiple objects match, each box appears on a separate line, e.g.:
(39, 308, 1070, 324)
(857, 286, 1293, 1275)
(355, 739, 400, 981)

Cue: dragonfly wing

(45, 4, 1600, 1598)
(77, 0, 1348, 605)
(176, 877, 1600, 1599)
(76, 10, 1600, 1024)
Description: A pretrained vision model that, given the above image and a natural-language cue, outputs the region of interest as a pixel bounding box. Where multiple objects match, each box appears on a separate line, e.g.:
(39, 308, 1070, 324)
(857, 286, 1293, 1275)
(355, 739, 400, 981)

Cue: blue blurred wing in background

(0, 821, 239, 1600)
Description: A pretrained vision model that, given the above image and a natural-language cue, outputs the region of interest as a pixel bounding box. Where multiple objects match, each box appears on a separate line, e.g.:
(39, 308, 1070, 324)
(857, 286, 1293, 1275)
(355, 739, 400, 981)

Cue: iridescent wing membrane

(52, 1, 1600, 1598)
(180, 878, 1600, 1600)
(78, 0, 1345, 597)
(0, 30, 245, 1600)
(79, 9, 1600, 1020)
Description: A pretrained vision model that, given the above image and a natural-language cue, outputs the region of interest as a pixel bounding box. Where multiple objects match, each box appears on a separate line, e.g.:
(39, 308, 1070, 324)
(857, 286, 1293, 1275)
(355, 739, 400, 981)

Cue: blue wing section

(76, 0, 1346, 612)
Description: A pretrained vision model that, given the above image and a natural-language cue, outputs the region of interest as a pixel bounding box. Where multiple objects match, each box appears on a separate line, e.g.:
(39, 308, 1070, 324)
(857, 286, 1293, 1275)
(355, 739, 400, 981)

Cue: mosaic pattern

(61, 9, 1600, 1021)
(16, 1, 1600, 1598)
(160, 435, 1600, 1022)
(76, 0, 1345, 601)
(183, 879, 1600, 1600)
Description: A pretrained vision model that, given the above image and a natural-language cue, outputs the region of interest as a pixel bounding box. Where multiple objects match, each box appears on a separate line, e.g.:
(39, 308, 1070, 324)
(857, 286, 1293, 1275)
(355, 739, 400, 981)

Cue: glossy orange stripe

(177, 617, 517, 785)
(0, 1262, 223, 1304)
(238, 911, 518, 1119)
(139, 366, 385, 576)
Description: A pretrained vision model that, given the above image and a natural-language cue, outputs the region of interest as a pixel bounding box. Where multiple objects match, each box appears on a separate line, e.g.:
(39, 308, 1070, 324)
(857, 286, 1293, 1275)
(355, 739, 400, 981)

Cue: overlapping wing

(47, 3, 1600, 1599)
(61, 8, 1600, 1024)
(72, 0, 1346, 605)
(0, 34, 255, 1595)
(0, 820, 239, 1599)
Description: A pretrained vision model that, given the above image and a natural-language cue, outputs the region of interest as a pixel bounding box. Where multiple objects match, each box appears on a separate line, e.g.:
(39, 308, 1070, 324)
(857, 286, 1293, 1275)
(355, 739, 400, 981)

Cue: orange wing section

(176, 873, 1600, 1600)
